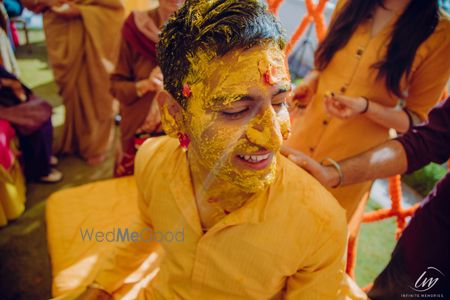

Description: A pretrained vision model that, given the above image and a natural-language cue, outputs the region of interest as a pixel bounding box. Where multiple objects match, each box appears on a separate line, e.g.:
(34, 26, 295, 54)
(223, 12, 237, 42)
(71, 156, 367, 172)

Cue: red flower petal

(182, 83, 191, 97)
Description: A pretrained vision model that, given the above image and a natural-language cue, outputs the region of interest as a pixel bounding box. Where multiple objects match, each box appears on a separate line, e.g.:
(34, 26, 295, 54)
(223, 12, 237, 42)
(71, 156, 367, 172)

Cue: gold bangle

(321, 157, 343, 188)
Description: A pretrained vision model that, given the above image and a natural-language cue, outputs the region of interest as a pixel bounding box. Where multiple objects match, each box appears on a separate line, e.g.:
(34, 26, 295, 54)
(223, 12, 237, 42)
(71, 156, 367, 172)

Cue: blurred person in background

(0, 65, 63, 182)
(22, 0, 125, 165)
(111, 0, 184, 177)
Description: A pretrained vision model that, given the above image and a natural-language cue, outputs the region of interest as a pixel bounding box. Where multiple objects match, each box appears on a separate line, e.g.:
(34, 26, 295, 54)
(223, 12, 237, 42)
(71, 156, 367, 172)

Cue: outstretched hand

(324, 93, 368, 119)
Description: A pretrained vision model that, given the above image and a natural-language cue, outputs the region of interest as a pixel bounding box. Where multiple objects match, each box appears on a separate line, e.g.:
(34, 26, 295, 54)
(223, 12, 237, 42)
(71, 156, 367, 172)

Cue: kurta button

(356, 48, 363, 56)
(340, 86, 347, 93)
(309, 147, 315, 152)
(323, 120, 329, 125)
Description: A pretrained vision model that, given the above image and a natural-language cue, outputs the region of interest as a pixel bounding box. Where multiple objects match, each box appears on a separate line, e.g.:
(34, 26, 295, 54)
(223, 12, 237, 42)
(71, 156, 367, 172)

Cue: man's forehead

(187, 43, 285, 80)
(186, 43, 289, 108)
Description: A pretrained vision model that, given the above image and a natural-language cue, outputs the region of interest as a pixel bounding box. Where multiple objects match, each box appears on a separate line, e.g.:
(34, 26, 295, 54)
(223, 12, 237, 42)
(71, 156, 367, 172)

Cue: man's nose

(246, 106, 282, 149)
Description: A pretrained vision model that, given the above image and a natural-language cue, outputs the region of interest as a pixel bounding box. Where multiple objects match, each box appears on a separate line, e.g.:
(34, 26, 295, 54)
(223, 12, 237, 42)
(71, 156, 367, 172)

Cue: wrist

(321, 158, 343, 188)
(325, 166, 340, 188)
(359, 97, 370, 114)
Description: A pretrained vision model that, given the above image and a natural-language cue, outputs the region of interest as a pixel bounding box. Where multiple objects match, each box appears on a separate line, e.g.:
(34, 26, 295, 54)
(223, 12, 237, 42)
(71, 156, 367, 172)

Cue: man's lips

(235, 151, 273, 170)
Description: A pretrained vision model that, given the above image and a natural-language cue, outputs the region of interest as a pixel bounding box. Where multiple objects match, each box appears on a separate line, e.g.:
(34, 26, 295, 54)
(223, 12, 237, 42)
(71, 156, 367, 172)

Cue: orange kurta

(43, 0, 124, 159)
(286, 9, 450, 220)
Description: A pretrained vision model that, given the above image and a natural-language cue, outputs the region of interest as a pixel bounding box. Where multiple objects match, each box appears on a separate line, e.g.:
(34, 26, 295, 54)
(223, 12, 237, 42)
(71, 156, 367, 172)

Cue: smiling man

(80, 0, 348, 299)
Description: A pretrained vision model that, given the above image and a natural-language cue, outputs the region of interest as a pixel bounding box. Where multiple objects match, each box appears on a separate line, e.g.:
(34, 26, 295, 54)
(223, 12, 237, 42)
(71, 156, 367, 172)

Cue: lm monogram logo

(409, 267, 445, 293)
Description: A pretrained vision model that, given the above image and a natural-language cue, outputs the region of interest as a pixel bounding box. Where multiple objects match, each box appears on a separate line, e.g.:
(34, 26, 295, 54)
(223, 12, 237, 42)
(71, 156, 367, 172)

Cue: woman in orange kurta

(285, 0, 450, 221)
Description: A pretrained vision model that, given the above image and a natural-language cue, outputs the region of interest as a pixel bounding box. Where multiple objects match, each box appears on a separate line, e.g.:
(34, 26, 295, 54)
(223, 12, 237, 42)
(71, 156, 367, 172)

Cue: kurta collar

(166, 146, 275, 235)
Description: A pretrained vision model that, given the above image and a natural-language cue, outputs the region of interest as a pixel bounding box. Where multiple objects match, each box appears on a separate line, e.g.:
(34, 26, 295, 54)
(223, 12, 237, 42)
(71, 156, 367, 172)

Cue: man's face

(182, 44, 291, 193)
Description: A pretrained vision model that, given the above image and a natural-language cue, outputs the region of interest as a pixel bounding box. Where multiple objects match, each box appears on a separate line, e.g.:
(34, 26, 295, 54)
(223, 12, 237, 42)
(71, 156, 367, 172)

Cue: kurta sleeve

(110, 38, 141, 106)
(404, 19, 450, 121)
(93, 144, 159, 293)
(285, 204, 348, 299)
(397, 99, 450, 174)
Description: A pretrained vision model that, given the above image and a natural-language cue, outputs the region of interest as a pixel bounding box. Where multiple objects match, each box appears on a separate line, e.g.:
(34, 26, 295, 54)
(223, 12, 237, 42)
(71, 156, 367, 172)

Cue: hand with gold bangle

(280, 145, 342, 188)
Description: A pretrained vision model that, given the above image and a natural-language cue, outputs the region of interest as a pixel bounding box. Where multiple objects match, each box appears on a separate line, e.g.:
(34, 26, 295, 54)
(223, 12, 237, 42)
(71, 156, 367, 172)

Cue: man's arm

(285, 198, 348, 299)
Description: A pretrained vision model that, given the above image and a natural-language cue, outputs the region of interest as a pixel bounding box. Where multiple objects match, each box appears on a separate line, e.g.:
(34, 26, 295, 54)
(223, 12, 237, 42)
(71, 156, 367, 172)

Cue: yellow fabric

(47, 176, 163, 299)
(93, 136, 348, 299)
(123, 0, 153, 14)
(286, 11, 450, 220)
(0, 160, 26, 227)
(43, 0, 124, 159)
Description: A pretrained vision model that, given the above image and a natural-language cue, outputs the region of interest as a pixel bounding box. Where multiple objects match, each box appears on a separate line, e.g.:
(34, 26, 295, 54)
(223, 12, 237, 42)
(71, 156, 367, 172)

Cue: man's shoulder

(273, 155, 346, 228)
(135, 136, 180, 179)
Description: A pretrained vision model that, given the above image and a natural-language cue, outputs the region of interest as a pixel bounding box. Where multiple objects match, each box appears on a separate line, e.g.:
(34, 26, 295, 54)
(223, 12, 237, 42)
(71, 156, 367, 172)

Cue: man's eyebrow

(210, 94, 255, 104)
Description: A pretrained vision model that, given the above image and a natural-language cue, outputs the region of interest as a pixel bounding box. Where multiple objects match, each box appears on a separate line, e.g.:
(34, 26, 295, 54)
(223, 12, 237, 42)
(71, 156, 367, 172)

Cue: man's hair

(157, 0, 286, 108)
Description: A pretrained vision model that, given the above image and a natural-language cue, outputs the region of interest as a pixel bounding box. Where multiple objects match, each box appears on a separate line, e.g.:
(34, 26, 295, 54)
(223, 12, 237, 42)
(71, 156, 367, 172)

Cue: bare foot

(86, 155, 106, 166)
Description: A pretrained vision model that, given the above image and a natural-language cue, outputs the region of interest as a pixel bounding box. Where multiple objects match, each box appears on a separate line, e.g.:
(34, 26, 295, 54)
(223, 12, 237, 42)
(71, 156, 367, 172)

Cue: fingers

(287, 154, 308, 168)
(288, 83, 309, 106)
(293, 84, 308, 99)
(324, 94, 354, 119)
(280, 145, 311, 165)
(149, 78, 163, 91)
(280, 144, 299, 157)
(330, 94, 355, 106)
(150, 67, 163, 81)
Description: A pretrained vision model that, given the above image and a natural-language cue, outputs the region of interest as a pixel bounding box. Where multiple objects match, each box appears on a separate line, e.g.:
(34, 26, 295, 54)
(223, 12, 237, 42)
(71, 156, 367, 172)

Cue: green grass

(403, 163, 447, 197)
(355, 200, 397, 288)
(0, 29, 398, 299)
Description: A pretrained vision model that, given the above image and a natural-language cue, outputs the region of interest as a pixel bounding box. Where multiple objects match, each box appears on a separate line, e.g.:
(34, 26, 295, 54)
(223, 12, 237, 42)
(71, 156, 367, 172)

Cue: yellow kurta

(95, 136, 348, 299)
(43, 0, 124, 159)
(286, 7, 450, 220)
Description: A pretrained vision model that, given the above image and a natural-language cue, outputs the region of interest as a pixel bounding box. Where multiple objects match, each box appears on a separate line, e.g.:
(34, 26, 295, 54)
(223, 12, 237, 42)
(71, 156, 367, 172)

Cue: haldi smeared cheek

(183, 43, 291, 192)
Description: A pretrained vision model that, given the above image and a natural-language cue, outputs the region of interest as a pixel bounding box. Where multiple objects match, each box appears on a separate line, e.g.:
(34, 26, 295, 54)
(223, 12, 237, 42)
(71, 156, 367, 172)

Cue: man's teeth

(238, 153, 271, 163)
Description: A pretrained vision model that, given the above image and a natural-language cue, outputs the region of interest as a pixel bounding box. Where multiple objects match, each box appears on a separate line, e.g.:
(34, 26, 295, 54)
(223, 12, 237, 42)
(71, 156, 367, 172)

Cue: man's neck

(187, 151, 253, 225)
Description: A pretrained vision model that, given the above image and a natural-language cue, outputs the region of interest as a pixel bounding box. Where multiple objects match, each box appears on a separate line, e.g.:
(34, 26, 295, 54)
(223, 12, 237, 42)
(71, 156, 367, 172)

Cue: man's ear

(156, 90, 184, 138)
